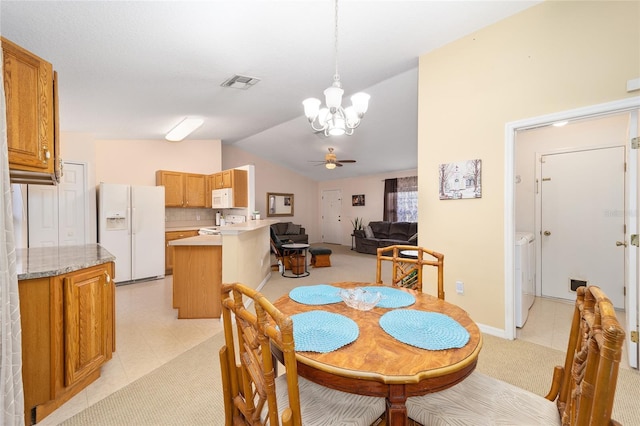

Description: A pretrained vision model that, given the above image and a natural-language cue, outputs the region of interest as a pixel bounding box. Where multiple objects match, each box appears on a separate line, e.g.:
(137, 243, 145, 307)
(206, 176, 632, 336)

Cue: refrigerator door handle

(131, 207, 137, 235)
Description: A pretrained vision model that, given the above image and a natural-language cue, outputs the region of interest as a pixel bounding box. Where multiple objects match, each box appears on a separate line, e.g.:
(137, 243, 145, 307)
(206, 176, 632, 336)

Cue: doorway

(507, 97, 639, 369)
(321, 189, 342, 244)
(28, 162, 88, 247)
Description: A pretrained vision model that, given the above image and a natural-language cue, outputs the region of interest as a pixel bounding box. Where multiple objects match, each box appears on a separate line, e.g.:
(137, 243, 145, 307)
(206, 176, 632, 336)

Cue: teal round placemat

(291, 310, 359, 353)
(289, 284, 342, 305)
(361, 286, 415, 308)
(379, 310, 469, 350)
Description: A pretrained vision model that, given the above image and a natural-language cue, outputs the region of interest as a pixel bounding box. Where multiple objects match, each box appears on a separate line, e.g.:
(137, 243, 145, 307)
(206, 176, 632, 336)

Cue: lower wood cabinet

(165, 230, 199, 274)
(18, 262, 115, 425)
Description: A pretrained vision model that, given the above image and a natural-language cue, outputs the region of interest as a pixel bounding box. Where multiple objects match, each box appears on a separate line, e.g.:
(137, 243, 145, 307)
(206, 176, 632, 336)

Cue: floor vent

(570, 278, 587, 292)
(220, 74, 261, 90)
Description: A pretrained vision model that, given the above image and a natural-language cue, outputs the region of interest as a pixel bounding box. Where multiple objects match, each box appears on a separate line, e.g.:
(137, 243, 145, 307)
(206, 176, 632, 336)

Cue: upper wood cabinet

(156, 170, 206, 208)
(2, 37, 61, 184)
(184, 173, 206, 207)
(209, 169, 248, 207)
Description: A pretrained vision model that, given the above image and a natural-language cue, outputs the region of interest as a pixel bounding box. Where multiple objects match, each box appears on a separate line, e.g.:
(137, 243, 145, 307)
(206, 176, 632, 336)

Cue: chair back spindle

(376, 245, 444, 299)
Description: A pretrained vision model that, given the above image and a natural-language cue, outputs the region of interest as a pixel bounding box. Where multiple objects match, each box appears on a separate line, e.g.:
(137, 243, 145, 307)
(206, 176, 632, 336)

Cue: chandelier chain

(333, 0, 340, 84)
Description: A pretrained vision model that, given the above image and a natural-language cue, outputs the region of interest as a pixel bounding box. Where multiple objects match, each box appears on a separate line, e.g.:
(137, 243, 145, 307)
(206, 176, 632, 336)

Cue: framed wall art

(352, 194, 365, 206)
(438, 159, 482, 200)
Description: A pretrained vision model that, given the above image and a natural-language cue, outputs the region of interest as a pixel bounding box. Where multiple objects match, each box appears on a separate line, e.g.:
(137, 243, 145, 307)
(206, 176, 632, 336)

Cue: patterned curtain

(0, 48, 25, 425)
(383, 178, 397, 221)
(397, 176, 418, 222)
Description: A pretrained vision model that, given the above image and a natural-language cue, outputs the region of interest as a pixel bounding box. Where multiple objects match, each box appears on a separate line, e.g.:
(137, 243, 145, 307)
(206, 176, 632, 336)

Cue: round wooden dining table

(272, 282, 483, 426)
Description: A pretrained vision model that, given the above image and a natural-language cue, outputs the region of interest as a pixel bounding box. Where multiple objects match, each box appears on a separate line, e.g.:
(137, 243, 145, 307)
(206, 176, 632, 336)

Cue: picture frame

(352, 194, 365, 206)
(267, 192, 294, 217)
(438, 159, 482, 200)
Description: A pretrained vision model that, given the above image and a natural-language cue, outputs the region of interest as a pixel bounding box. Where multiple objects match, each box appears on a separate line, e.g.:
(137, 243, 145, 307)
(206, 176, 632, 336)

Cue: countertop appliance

(212, 188, 233, 209)
(198, 227, 220, 235)
(224, 214, 246, 224)
(515, 231, 536, 327)
(98, 183, 165, 284)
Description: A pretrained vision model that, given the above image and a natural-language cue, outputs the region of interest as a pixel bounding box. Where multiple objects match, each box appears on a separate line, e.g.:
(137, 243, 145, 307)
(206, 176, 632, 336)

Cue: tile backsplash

(165, 208, 215, 228)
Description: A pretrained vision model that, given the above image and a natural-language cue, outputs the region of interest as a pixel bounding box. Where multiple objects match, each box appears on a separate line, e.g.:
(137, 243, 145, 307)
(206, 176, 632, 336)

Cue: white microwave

(212, 188, 233, 209)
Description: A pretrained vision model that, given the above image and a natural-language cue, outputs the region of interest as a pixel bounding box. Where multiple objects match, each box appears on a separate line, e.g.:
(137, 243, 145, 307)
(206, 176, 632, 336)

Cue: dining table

(272, 281, 483, 426)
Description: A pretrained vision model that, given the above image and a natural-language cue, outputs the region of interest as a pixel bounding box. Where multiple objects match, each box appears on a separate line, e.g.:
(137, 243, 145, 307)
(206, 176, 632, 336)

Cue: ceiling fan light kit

(302, 0, 369, 137)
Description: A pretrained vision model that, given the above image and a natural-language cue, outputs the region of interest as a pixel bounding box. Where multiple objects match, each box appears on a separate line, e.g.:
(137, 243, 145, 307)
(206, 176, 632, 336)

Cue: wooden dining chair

(219, 282, 386, 426)
(405, 285, 626, 425)
(376, 245, 445, 299)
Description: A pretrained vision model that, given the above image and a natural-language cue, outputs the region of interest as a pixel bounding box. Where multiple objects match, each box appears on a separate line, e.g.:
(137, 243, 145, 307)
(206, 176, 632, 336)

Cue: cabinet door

(2, 37, 54, 173)
(213, 172, 224, 189)
(221, 170, 232, 188)
(205, 174, 214, 208)
(184, 173, 206, 207)
(156, 170, 185, 207)
(165, 230, 199, 274)
(63, 265, 111, 387)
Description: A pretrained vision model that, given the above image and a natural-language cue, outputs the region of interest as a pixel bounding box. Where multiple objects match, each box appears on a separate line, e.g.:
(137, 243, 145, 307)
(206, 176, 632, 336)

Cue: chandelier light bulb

(300, 0, 370, 137)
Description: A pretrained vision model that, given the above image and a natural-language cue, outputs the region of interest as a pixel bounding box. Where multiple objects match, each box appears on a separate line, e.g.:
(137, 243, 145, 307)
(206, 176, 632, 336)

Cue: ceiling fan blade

(335, 162, 343, 167)
(337, 159, 356, 163)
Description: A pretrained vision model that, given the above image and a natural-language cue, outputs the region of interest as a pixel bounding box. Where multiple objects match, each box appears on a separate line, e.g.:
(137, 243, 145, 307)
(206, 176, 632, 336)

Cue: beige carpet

(61, 331, 640, 425)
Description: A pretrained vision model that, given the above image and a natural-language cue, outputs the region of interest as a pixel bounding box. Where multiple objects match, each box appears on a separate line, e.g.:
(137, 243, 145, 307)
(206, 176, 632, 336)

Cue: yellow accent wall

(418, 1, 639, 330)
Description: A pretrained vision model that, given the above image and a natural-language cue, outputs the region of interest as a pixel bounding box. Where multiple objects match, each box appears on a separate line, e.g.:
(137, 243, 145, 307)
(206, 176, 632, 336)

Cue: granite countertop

(16, 244, 116, 280)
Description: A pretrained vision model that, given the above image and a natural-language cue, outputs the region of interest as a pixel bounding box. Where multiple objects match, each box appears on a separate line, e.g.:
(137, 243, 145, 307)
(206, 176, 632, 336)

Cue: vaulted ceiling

(0, 1, 539, 181)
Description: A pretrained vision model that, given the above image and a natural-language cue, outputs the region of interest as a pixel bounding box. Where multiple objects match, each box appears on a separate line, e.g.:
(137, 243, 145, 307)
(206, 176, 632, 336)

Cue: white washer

(515, 232, 535, 328)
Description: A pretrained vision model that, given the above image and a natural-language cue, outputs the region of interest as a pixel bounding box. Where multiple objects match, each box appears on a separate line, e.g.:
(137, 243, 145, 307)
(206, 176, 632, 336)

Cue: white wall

(94, 138, 222, 185)
(418, 1, 639, 331)
(318, 169, 418, 246)
(222, 144, 320, 241)
(515, 113, 631, 234)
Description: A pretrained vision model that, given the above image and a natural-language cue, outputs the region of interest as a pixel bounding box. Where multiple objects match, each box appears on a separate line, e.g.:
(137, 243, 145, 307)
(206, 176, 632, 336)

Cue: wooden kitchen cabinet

(156, 170, 185, 207)
(184, 173, 206, 207)
(165, 230, 199, 274)
(156, 170, 206, 208)
(18, 262, 115, 424)
(2, 37, 61, 184)
(209, 169, 248, 207)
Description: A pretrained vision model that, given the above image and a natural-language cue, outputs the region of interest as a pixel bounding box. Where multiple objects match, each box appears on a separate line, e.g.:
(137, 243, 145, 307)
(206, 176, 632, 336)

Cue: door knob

(543, 231, 551, 236)
(616, 241, 627, 247)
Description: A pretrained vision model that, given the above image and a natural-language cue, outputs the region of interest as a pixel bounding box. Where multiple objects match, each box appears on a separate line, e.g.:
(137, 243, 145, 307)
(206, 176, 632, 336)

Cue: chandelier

(302, 0, 370, 137)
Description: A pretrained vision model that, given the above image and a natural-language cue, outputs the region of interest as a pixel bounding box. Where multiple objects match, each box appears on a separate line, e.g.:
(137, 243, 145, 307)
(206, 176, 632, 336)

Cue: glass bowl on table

(338, 288, 383, 311)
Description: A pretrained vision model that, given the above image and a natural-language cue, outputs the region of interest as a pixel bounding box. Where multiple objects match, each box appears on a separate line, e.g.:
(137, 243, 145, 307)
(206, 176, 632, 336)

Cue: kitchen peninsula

(169, 219, 275, 318)
(16, 244, 116, 425)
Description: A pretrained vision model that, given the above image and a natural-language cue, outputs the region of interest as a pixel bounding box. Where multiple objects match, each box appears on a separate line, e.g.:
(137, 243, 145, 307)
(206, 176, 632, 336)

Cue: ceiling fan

(311, 147, 356, 169)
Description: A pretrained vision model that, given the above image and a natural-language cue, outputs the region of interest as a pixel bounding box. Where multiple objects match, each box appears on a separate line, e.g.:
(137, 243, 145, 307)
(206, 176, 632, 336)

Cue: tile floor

(38, 275, 633, 425)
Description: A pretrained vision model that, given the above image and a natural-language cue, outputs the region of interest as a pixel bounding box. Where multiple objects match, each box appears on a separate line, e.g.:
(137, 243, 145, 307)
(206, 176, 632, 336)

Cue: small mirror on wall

(267, 193, 294, 217)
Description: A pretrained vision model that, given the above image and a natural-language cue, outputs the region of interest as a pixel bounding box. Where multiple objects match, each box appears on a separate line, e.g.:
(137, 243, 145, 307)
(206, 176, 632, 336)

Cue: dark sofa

(353, 221, 417, 255)
(270, 222, 309, 244)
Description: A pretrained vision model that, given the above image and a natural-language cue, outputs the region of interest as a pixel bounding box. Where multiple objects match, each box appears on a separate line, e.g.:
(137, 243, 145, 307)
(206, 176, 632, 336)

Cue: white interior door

(28, 162, 86, 247)
(321, 189, 342, 244)
(540, 147, 625, 308)
(27, 185, 59, 247)
(627, 109, 638, 369)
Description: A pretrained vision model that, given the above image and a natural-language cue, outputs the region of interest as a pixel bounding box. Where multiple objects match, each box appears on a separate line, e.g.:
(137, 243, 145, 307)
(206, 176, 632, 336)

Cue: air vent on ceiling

(220, 74, 261, 90)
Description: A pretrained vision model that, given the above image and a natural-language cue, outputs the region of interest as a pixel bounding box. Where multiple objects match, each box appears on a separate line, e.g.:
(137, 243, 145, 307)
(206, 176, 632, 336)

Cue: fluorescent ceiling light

(166, 118, 204, 141)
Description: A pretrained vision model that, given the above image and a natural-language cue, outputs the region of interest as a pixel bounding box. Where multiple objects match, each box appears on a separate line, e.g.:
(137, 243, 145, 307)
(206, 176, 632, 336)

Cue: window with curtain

(383, 176, 417, 222)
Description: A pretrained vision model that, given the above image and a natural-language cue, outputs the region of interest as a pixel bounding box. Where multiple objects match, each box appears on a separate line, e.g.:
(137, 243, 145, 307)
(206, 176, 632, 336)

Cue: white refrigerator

(98, 183, 165, 284)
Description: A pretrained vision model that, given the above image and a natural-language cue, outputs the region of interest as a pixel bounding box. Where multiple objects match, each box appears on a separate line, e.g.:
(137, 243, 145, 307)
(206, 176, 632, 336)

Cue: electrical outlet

(456, 281, 464, 294)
